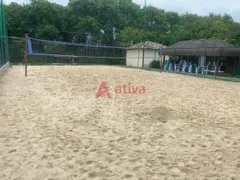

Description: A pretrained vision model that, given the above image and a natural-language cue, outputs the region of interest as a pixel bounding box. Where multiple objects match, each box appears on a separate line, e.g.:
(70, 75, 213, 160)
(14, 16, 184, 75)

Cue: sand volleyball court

(0, 66, 240, 180)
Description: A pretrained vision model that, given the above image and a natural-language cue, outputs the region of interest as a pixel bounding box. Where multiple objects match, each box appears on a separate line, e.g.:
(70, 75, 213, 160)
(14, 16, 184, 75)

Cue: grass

(123, 66, 240, 82)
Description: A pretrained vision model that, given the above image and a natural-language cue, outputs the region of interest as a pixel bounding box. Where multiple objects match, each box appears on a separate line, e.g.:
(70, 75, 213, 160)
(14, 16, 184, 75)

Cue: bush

(150, 60, 160, 69)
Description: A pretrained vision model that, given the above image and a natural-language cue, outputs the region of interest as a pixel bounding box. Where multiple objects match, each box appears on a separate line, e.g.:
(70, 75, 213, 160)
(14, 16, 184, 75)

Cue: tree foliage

(5, 0, 240, 46)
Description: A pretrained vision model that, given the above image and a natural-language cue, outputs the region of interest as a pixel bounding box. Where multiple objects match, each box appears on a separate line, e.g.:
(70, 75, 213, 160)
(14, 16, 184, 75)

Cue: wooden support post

(232, 58, 237, 77)
(215, 56, 219, 77)
(24, 34, 28, 77)
(238, 56, 240, 77)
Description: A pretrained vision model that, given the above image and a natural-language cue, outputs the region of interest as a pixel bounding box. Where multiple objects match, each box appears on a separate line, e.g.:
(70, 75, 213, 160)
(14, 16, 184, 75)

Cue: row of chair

(162, 60, 224, 75)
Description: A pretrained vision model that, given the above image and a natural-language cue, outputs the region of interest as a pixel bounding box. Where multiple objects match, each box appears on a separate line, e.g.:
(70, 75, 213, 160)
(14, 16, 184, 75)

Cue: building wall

(142, 50, 157, 68)
(126, 49, 168, 68)
(126, 50, 142, 67)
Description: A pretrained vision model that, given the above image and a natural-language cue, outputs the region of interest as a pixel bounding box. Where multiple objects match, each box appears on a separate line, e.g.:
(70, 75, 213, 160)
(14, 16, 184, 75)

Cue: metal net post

(24, 34, 28, 77)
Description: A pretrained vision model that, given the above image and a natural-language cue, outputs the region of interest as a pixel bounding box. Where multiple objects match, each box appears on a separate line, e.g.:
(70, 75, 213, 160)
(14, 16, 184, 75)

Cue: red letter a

(96, 82, 112, 98)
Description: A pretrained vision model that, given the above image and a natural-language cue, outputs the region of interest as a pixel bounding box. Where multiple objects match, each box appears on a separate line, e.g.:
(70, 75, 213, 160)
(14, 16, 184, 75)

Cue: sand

(0, 65, 240, 180)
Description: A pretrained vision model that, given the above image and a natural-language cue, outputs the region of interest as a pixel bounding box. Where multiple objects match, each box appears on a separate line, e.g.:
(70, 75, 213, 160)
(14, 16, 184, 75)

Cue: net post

(160, 56, 162, 73)
(159, 45, 163, 73)
(24, 33, 28, 77)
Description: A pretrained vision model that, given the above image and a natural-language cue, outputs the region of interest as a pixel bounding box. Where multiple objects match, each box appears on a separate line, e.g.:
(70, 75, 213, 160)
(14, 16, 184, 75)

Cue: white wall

(126, 49, 170, 68)
(126, 50, 142, 68)
(143, 50, 157, 68)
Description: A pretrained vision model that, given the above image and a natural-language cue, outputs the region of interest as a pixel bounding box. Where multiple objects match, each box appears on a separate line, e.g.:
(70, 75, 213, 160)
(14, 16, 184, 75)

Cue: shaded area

(163, 39, 240, 77)
(163, 39, 240, 56)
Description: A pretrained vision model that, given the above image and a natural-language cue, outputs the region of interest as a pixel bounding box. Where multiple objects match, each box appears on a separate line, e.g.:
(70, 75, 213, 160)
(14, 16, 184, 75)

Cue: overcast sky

(5, 0, 240, 22)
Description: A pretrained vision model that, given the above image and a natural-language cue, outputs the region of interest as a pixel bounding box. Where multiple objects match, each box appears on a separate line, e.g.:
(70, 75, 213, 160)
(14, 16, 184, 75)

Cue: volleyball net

(27, 36, 127, 64)
(23, 36, 166, 76)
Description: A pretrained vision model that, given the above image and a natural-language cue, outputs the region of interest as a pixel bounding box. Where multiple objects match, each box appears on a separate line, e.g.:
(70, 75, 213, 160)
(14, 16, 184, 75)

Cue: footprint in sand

(124, 174, 137, 179)
(88, 172, 97, 178)
(236, 162, 240, 168)
(150, 107, 171, 123)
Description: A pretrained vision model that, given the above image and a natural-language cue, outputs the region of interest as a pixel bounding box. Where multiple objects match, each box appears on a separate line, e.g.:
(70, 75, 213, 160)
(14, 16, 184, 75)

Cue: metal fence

(0, 0, 8, 68)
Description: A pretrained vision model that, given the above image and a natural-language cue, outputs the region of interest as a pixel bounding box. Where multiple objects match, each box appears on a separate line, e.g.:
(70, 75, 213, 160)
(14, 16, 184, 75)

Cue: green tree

(5, 2, 27, 37)
(4, 0, 240, 46)
(117, 27, 156, 46)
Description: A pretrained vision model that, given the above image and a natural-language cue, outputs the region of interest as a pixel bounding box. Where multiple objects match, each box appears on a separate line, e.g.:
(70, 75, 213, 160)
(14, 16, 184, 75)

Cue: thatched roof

(163, 39, 240, 56)
(127, 41, 167, 50)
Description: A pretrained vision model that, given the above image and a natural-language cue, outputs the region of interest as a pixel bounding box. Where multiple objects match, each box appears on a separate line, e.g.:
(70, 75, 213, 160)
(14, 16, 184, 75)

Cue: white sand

(0, 65, 240, 180)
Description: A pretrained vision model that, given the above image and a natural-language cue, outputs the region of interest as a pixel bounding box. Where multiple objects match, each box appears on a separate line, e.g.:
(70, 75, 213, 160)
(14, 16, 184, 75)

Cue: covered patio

(162, 39, 240, 77)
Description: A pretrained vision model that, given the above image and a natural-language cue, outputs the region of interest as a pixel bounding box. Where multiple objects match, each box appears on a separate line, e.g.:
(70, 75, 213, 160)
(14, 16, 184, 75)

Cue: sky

(5, 0, 240, 22)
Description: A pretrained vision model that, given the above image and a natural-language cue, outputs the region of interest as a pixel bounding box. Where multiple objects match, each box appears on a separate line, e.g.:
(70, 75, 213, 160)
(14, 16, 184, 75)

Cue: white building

(126, 41, 169, 68)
